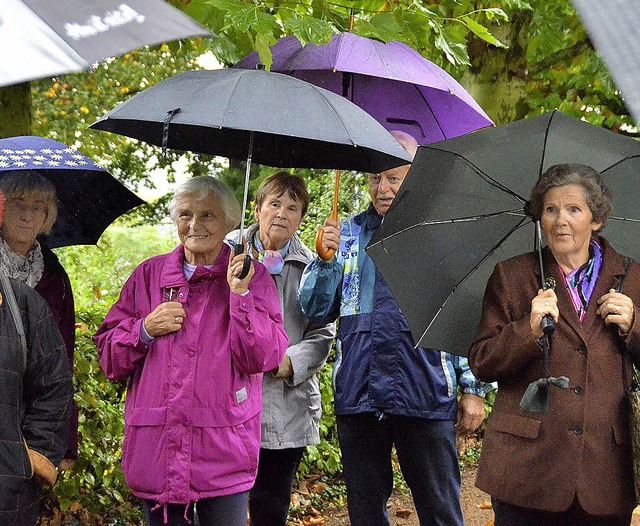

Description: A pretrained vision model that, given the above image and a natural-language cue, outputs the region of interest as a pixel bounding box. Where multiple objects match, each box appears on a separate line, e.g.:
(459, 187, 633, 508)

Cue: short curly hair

(529, 163, 612, 231)
(254, 171, 310, 217)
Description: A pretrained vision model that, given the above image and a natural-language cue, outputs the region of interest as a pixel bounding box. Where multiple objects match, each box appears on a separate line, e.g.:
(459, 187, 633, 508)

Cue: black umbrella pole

(536, 221, 555, 336)
(234, 133, 254, 279)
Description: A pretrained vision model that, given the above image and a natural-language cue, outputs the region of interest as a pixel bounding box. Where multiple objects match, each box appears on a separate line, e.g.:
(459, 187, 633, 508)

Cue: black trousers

(249, 446, 305, 526)
(142, 492, 248, 526)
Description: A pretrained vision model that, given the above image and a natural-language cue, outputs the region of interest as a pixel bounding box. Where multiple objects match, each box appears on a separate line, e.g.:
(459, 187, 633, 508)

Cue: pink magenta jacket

(94, 243, 288, 505)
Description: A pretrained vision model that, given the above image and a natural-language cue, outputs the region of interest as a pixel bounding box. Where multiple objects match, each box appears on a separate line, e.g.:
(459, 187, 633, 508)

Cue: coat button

(578, 344, 587, 355)
(574, 386, 583, 395)
(572, 427, 583, 435)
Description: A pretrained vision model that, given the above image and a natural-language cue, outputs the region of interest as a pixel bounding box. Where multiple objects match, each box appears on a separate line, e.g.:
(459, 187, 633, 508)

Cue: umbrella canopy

(0, 0, 213, 88)
(90, 67, 411, 277)
(89, 68, 412, 173)
(366, 110, 640, 356)
(0, 136, 145, 248)
(235, 33, 493, 144)
(571, 0, 640, 126)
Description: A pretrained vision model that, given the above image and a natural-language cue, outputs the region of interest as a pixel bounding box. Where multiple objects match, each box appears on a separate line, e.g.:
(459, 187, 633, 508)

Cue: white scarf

(0, 235, 44, 288)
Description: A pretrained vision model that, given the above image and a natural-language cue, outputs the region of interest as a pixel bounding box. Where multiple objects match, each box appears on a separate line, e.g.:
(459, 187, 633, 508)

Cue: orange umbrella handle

(316, 170, 340, 261)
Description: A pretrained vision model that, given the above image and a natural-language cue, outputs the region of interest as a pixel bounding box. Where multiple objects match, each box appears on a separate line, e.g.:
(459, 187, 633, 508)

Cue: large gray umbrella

(0, 0, 212, 87)
(91, 67, 411, 276)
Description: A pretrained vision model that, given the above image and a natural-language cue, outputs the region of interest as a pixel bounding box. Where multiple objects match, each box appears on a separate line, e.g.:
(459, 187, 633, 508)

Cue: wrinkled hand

(319, 218, 341, 255)
(597, 288, 635, 335)
(143, 301, 186, 338)
(228, 249, 255, 295)
(273, 354, 293, 379)
(456, 394, 485, 436)
(530, 288, 559, 340)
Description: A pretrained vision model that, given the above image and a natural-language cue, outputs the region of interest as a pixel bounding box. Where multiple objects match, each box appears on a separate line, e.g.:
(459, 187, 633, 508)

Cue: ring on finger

(174, 316, 180, 323)
(613, 306, 620, 315)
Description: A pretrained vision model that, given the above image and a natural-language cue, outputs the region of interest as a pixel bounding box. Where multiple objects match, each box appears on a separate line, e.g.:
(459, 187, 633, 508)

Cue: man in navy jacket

(298, 131, 489, 526)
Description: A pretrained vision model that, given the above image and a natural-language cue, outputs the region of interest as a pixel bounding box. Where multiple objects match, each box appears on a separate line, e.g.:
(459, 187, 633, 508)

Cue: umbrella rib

(538, 111, 557, 178)
(601, 154, 640, 173)
(428, 147, 527, 202)
(414, 215, 531, 348)
(371, 209, 525, 247)
(413, 84, 447, 140)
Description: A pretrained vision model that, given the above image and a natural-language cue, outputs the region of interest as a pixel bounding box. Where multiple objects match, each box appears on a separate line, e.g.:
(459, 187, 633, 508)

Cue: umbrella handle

(233, 243, 253, 279)
(316, 170, 340, 261)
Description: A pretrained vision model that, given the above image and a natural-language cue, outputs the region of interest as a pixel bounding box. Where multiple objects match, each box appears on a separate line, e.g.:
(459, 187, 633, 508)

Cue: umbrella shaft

(238, 132, 254, 245)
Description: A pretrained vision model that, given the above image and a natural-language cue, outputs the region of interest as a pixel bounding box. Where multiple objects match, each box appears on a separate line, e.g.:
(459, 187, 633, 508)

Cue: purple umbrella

(235, 33, 493, 144)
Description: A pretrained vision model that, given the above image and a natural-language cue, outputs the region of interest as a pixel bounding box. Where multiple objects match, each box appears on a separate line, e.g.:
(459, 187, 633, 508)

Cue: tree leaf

(462, 16, 507, 48)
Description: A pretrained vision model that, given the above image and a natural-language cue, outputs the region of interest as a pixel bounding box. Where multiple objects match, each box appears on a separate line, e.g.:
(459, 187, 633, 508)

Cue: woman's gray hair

(529, 163, 612, 230)
(168, 176, 241, 228)
(0, 171, 58, 234)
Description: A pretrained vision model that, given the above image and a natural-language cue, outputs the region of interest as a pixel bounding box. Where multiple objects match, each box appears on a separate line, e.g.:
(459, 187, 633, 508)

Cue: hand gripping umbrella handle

(316, 170, 340, 261)
(233, 243, 253, 280)
(541, 277, 556, 336)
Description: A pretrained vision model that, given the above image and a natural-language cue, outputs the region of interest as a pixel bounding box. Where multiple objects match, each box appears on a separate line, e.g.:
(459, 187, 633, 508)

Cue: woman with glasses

(0, 172, 77, 470)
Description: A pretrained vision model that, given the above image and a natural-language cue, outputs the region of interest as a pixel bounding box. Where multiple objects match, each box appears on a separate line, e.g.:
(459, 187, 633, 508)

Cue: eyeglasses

(5, 199, 48, 216)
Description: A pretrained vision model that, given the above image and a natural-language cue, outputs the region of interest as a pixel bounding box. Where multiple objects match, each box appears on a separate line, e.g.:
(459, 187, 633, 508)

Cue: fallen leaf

(302, 515, 325, 525)
(478, 500, 493, 510)
(396, 507, 413, 518)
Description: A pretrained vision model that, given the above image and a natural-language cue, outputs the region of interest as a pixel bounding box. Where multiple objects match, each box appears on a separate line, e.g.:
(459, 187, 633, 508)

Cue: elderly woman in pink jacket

(94, 176, 288, 526)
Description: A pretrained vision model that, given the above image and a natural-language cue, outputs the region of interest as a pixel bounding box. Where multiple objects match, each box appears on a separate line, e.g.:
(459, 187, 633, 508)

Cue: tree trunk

(460, 10, 533, 126)
(0, 84, 32, 138)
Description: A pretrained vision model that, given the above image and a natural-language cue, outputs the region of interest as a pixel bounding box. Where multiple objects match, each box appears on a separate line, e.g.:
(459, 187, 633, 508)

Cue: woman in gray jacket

(229, 171, 335, 526)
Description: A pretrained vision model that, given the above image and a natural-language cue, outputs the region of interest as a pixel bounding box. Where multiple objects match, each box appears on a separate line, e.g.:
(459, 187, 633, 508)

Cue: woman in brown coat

(469, 163, 640, 525)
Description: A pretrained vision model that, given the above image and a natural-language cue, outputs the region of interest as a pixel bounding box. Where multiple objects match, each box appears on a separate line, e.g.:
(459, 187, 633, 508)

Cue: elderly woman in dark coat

(0, 172, 77, 468)
(469, 164, 640, 526)
(0, 192, 74, 526)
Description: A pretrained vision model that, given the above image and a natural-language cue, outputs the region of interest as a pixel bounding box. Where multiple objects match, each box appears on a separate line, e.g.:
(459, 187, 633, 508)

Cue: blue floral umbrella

(0, 136, 145, 248)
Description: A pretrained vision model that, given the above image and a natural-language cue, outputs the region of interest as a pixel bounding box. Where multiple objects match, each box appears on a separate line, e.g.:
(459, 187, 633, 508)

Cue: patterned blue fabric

(0, 136, 103, 172)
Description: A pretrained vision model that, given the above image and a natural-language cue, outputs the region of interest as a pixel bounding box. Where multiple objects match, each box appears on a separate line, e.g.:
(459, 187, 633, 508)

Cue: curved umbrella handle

(316, 170, 340, 261)
(233, 243, 253, 279)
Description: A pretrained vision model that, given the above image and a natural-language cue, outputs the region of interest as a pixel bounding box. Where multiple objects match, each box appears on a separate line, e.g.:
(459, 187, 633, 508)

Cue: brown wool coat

(469, 237, 640, 516)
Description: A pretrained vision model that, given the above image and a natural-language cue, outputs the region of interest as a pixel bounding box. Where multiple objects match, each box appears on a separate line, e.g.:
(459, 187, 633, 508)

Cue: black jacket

(0, 276, 73, 525)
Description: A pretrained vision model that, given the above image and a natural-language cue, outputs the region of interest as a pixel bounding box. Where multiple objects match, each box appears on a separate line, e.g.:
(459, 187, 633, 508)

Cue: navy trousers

(337, 414, 463, 526)
(249, 446, 305, 526)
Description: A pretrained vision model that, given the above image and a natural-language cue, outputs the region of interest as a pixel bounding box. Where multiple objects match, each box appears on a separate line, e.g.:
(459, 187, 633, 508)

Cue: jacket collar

(233, 224, 313, 266)
(159, 243, 230, 289)
(538, 235, 628, 342)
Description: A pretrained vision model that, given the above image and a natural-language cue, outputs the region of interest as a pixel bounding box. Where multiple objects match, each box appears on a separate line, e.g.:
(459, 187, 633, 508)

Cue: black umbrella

(0, 136, 145, 248)
(365, 110, 640, 357)
(90, 67, 411, 275)
(0, 0, 213, 88)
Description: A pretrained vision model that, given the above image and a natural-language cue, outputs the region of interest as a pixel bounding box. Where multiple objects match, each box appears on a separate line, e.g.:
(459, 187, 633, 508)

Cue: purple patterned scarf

(559, 239, 602, 322)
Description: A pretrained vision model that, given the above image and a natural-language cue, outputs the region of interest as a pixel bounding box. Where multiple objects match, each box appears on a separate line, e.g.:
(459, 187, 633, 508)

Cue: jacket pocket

(489, 412, 541, 439)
